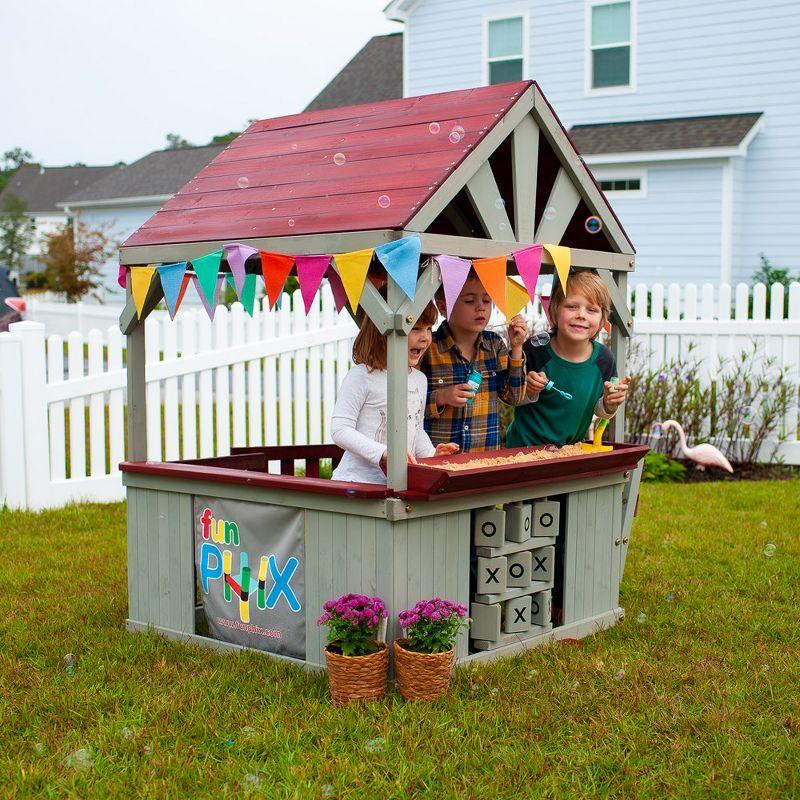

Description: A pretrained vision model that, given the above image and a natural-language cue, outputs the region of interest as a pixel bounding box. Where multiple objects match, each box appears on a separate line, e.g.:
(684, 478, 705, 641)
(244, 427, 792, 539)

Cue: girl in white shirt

(331, 301, 459, 484)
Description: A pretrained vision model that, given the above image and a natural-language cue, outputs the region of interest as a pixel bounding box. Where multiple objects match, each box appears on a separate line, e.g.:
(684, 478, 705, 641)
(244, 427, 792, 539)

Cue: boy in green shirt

(505, 272, 630, 447)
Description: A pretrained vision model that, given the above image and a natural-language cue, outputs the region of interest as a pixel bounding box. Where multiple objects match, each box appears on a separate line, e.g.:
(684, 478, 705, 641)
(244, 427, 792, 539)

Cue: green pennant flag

(226, 272, 258, 316)
(192, 249, 223, 309)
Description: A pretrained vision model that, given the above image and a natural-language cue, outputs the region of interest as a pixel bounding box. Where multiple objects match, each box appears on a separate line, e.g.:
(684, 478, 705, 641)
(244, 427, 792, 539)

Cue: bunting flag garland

(173, 274, 192, 318)
(540, 294, 552, 324)
(505, 277, 531, 319)
(192, 274, 224, 319)
(325, 265, 349, 313)
(513, 244, 543, 300)
(192, 249, 224, 309)
(226, 273, 258, 316)
(158, 262, 189, 320)
(375, 234, 421, 300)
(260, 252, 295, 310)
(543, 244, 571, 293)
(295, 255, 332, 313)
(224, 243, 258, 295)
(131, 265, 157, 318)
(472, 256, 508, 315)
(333, 248, 374, 312)
(434, 254, 471, 319)
(117, 265, 128, 290)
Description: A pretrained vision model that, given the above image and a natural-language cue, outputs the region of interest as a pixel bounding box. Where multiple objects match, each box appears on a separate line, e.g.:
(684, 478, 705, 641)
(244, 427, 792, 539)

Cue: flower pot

(393, 638, 456, 701)
(324, 642, 389, 706)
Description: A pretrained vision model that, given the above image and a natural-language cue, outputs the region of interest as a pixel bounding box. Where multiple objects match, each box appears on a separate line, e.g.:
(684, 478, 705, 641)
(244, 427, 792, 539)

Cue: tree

(0, 147, 35, 193)
(0, 194, 35, 276)
(39, 220, 115, 302)
(165, 133, 193, 149)
(208, 131, 241, 145)
(751, 253, 798, 318)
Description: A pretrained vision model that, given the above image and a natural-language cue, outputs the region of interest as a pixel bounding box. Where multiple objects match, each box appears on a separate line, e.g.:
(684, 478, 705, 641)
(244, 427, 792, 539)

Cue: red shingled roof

(123, 82, 533, 247)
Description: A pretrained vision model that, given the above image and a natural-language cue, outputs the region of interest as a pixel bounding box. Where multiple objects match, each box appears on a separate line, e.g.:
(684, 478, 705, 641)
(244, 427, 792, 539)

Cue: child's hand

(603, 376, 630, 413)
(525, 370, 549, 396)
(435, 384, 476, 408)
(407, 451, 418, 465)
(507, 315, 528, 351)
(435, 443, 460, 457)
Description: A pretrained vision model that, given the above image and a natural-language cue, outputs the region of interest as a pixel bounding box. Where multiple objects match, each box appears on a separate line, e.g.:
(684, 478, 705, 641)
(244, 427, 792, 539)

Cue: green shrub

(642, 452, 687, 483)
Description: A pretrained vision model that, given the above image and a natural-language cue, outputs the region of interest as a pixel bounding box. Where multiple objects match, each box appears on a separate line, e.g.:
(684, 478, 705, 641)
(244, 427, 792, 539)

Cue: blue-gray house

(383, 0, 796, 286)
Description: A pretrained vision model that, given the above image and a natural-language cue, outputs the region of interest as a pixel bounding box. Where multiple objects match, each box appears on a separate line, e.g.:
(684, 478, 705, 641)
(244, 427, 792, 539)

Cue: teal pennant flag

(191, 249, 223, 309)
(226, 272, 258, 316)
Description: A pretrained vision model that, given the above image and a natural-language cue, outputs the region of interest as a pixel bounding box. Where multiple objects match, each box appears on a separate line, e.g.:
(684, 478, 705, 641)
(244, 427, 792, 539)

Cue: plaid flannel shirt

(420, 323, 527, 452)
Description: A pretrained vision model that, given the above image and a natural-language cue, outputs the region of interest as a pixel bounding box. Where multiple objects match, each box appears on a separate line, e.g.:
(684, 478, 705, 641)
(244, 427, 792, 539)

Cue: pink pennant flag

(223, 242, 258, 295)
(295, 255, 332, 314)
(434, 254, 471, 318)
(513, 244, 543, 300)
(540, 294, 552, 325)
(192, 274, 224, 319)
(117, 265, 128, 289)
(325, 266, 349, 313)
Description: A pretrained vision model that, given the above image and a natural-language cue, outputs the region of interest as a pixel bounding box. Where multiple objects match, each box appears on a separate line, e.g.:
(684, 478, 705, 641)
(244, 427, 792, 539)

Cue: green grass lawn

(2, 482, 799, 799)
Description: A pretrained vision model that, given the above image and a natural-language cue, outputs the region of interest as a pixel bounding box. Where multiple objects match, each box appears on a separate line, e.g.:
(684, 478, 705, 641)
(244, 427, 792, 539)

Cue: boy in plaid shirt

(421, 272, 528, 452)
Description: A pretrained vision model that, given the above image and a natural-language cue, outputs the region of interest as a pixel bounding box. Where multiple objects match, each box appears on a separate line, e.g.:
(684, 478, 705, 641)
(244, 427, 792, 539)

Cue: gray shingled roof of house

(64, 145, 226, 205)
(569, 112, 763, 155)
(304, 33, 403, 112)
(0, 165, 119, 213)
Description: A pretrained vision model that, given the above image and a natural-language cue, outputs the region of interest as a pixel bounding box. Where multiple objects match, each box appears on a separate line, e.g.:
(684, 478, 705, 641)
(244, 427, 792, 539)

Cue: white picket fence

(1, 281, 798, 510)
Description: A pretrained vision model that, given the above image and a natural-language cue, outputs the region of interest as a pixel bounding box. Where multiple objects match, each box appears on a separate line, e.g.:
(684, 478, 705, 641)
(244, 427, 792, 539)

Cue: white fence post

(0, 329, 28, 508)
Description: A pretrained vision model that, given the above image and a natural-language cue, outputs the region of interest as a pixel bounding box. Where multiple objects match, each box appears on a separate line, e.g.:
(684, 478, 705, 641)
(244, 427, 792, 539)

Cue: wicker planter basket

(324, 642, 389, 706)
(393, 638, 456, 701)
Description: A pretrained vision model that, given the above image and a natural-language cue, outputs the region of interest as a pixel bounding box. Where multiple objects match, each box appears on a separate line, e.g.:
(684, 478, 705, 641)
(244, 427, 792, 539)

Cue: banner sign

(194, 496, 305, 659)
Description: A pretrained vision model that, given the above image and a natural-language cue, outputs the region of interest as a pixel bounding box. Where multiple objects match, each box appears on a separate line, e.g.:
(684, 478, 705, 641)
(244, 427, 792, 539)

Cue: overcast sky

(0, 0, 401, 167)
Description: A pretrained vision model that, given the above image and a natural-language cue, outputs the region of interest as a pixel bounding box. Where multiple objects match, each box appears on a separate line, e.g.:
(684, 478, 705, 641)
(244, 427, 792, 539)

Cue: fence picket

(144, 318, 161, 461)
(162, 320, 180, 461)
(197, 312, 214, 458)
(67, 331, 87, 478)
(292, 290, 309, 447)
(230, 303, 247, 447)
(107, 326, 125, 472)
(47, 335, 66, 481)
(214, 306, 231, 457)
(321, 286, 337, 443)
(87, 329, 106, 476)
(277, 295, 292, 445)
(247, 302, 263, 447)
(262, 301, 278, 449)
(307, 292, 323, 445)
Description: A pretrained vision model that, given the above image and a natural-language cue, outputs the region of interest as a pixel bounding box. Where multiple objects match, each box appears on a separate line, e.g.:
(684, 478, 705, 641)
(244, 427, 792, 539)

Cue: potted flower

(394, 598, 469, 701)
(317, 593, 389, 706)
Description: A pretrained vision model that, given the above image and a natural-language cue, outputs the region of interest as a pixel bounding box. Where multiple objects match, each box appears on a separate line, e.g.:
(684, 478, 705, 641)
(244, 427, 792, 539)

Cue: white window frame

(584, 0, 637, 97)
(482, 12, 529, 87)
(592, 167, 647, 198)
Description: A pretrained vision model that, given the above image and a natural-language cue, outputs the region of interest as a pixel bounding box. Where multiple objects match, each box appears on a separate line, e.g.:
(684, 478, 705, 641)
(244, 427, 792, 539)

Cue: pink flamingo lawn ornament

(657, 419, 734, 473)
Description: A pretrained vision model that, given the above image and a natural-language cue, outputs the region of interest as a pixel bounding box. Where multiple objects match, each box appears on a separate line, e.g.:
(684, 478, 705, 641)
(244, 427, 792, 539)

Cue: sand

(436, 444, 585, 471)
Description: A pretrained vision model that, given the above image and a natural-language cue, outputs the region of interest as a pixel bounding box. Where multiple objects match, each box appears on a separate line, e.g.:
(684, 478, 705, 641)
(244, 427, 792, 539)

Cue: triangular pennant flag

(543, 243, 571, 293)
(131, 265, 157, 318)
(192, 274, 224, 319)
(334, 248, 374, 312)
(158, 262, 188, 320)
(375, 234, 421, 300)
(295, 255, 332, 314)
(325, 266, 349, 313)
(472, 256, 508, 315)
(226, 273, 257, 316)
(191, 249, 223, 309)
(505, 277, 531, 319)
(117, 265, 128, 289)
(540, 294, 551, 324)
(224, 242, 258, 295)
(259, 252, 295, 310)
(173, 274, 191, 318)
(434, 254, 471, 319)
(513, 244, 543, 300)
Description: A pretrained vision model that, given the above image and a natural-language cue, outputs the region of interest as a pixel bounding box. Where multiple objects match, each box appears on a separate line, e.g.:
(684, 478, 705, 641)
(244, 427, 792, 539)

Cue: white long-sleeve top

(331, 364, 435, 484)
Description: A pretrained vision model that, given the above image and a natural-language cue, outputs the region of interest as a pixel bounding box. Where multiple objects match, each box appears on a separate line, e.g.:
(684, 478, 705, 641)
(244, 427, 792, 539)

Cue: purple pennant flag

(325, 265, 349, 313)
(117, 265, 128, 289)
(192, 274, 224, 320)
(223, 242, 258, 295)
(295, 255, 332, 314)
(434, 254, 472, 319)
(513, 244, 543, 300)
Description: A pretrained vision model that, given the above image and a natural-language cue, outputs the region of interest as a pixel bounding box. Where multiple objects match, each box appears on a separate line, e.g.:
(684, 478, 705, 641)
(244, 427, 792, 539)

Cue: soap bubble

(665, 592, 675, 603)
(345, 488, 357, 497)
(543, 206, 557, 221)
(614, 669, 625, 681)
(759, 520, 767, 529)
(377, 194, 391, 208)
(651, 423, 663, 436)
(763, 543, 776, 557)
(236, 176, 249, 189)
(584, 216, 603, 234)
(225, 738, 235, 747)
(364, 737, 385, 753)
(759, 664, 770, 675)
(449, 125, 465, 143)
(143, 744, 152, 756)
(636, 612, 647, 624)
(742, 405, 754, 423)
(240, 725, 256, 739)
(244, 773, 261, 789)
(288, 219, 295, 228)
(333, 152, 346, 166)
(499, 222, 507, 231)
(661, 539, 670, 548)
(291, 143, 298, 150)
(495, 198, 506, 209)
(64, 653, 75, 675)
(428, 122, 440, 134)
(64, 747, 93, 770)
(322, 785, 336, 798)
(529, 331, 551, 347)
(34, 742, 45, 754)
(121, 726, 135, 740)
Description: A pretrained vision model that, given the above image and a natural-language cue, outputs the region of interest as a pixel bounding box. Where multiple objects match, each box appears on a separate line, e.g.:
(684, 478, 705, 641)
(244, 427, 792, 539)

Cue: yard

(2, 481, 799, 799)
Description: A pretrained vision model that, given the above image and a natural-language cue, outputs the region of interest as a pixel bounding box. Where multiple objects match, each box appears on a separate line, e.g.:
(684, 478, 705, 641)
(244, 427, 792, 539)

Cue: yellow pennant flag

(505, 277, 530, 318)
(334, 248, 374, 312)
(131, 265, 157, 318)
(543, 244, 571, 293)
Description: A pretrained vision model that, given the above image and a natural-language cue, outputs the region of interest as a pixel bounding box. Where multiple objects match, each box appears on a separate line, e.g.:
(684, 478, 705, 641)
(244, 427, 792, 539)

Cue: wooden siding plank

(346, 514, 363, 593)
(393, 520, 408, 643)
(136, 488, 152, 624)
(563, 491, 577, 624)
(305, 510, 321, 664)
(611, 485, 623, 608)
(577, 489, 590, 622)
(126, 488, 140, 622)
(464, 161, 516, 240)
(512, 113, 539, 244)
(419, 516, 435, 599)
(361, 516, 377, 596)
(178, 492, 194, 633)
(375, 520, 394, 643)
(593, 486, 614, 617)
(445, 511, 460, 602)
(331, 513, 348, 599)
(157, 491, 172, 627)
(533, 167, 581, 244)
(432, 513, 448, 595)
(455, 511, 471, 658)
(620, 459, 645, 579)
(406, 518, 422, 606)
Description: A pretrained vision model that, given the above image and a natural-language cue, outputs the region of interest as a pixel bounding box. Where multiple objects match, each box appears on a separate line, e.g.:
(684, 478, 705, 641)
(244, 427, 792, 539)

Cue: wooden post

(385, 277, 408, 491)
(124, 282, 148, 462)
(609, 271, 628, 442)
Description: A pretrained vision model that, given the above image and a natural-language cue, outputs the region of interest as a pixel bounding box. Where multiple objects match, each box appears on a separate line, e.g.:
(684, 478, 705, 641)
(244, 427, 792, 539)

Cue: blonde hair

(352, 302, 438, 370)
(548, 271, 611, 339)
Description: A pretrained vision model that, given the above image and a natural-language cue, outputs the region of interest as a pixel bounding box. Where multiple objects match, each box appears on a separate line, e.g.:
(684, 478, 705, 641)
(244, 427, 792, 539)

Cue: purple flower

(657, 374, 666, 383)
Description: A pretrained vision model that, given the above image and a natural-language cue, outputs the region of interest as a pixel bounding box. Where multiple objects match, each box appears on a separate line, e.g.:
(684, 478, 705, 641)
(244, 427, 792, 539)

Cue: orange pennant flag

(333, 248, 374, 312)
(260, 252, 295, 310)
(172, 274, 192, 317)
(505, 277, 531, 318)
(131, 265, 157, 318)
(472, 256, 508, 315)
(543, 244, 571, 293)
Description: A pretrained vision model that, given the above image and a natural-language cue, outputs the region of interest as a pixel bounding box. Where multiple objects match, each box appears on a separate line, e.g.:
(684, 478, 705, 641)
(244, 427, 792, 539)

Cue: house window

(485, 16, 525, 85)
(594, 169, 647, 198)
(590, 1, 631, 89)
(599, 178, 639, 192)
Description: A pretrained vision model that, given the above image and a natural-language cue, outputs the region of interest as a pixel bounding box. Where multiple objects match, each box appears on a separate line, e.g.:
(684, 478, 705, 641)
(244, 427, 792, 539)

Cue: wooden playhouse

(118, 80, 646, 667)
